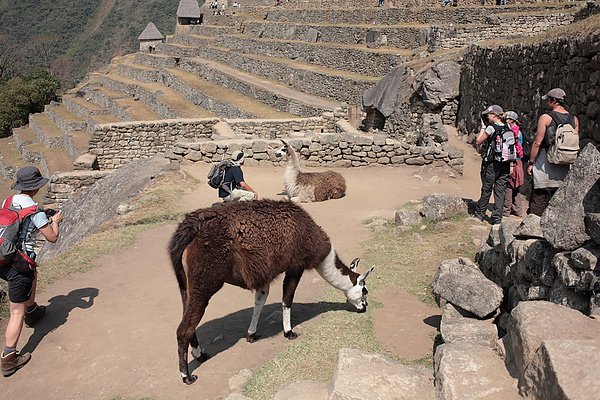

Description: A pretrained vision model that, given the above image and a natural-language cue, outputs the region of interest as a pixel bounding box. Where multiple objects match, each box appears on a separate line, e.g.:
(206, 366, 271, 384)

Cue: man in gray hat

(527, 87, 579, 216)
(219, 150, 259, 202)
(0, 166, 63, 377)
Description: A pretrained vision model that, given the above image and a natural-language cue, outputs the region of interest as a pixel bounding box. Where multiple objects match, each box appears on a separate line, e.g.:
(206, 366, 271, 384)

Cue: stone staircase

(0, 0, 585, 203)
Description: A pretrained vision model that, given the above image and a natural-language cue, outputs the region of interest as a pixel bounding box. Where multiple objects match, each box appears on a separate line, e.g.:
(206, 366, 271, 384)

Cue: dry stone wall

(457, 20, 600, 146)
(428, 12, 574, 52)
(45, 171, 113, 206)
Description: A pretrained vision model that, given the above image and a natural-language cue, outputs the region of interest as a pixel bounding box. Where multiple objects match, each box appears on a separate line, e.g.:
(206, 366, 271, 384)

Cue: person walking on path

(527, 88, 579, 216)
(219, 150, 259, 202)
(473, 105, 511, 224)
(503, 111, 525, 217)
(1, 166, 63, 377)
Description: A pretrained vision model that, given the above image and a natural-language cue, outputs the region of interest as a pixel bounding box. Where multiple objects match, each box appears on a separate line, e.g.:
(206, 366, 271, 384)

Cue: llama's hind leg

(247, 285, 270, 343)
(282, 270, 304, 339)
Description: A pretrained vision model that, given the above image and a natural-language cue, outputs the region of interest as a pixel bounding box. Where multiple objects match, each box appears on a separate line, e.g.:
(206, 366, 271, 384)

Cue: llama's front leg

(282, 270, 304, 339)
(246, 285, 270, 343)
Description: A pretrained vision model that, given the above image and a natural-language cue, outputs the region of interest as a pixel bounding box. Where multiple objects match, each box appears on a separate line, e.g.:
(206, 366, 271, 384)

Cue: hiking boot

(24, 303, 46, 327)
(1, 351, 31, 377)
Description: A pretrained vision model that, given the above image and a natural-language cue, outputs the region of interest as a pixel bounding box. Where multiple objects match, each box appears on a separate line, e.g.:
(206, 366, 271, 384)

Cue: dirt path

(2, 137, 482, 399)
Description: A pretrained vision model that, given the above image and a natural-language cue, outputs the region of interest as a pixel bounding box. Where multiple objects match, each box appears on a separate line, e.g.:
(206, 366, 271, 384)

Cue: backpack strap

(2, 195, 13, 210)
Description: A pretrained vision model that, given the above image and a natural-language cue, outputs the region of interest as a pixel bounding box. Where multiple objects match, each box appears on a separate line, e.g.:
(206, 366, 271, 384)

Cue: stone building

(177, 0, 202, 26)
(137, 22, 164, 52)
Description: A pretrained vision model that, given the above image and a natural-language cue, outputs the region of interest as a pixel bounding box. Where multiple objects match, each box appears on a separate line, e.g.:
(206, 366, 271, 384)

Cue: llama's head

(275, 140, 290, 158)
(345, 258, 374, 313)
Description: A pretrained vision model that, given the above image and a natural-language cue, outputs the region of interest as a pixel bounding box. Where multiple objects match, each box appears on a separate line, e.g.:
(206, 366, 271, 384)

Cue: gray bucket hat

(11, 166, 49, 191)
(505, 111, 519, 122)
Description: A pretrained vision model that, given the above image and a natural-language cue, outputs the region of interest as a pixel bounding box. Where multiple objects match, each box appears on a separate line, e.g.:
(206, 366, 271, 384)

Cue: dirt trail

(2, 137, 482, 399)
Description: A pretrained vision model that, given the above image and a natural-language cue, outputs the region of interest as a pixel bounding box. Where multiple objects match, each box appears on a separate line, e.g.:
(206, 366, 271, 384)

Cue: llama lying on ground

(275, 140, 346, 202)
(168, 199, 373, 385)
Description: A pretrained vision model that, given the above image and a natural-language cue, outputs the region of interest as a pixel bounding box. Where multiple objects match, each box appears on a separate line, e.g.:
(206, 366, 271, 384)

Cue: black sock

(26, 303, 37, 313)
(3, 346, 16, 356)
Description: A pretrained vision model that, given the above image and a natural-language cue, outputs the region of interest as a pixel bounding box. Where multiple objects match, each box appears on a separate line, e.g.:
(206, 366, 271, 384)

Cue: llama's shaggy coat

(168, 200, 372, 384)
(277, 142, 346, 202)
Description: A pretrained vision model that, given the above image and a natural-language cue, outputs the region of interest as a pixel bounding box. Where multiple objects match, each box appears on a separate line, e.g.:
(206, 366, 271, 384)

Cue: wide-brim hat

(481, 104, 504, 115)
(11, 166, 49, 191)
(505, 111, 520, 122)
(231, 150, 245, 163)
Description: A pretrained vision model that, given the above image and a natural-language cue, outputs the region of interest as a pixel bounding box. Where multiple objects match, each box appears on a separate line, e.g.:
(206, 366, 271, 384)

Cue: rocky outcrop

(420, 193, 468, 222)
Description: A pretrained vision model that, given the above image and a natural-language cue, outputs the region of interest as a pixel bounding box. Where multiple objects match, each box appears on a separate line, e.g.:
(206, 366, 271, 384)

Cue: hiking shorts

(0, 265, 34, 303)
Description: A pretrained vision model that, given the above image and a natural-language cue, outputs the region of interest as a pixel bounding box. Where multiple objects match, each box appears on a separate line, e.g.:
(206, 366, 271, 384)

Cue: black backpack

(207, 160, 233, 193)
(482, 125, 516, 163)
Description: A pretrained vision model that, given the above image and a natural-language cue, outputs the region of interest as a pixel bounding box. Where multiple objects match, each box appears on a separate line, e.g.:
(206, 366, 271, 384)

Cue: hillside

(0, 0, 178, 88)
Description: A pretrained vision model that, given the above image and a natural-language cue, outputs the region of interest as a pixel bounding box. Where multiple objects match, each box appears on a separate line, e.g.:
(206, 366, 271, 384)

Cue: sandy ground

(1, 134, 483, 399)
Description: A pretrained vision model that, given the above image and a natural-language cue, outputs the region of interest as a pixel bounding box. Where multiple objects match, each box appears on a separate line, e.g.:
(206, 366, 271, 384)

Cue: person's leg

(2, 269, 33, 376)
(528, 188, 551, 216)
(503, 184, 513, 217)
(226, 189, 256, 202)
(5, 301, 25, 350)
(475, 162, 494, 217)
(511, 186, 521, 216)
(491, 163, 510, 224)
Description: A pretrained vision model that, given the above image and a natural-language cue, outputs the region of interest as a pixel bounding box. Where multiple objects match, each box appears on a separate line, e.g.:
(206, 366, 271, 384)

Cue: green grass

(242, 212, 481, 399)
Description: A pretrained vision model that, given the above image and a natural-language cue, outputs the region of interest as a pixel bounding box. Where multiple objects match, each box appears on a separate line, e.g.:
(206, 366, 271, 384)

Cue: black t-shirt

(219, 165, 244, 198)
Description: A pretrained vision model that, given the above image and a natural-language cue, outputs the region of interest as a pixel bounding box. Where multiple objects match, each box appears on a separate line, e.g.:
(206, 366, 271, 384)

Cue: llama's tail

(168, 215, 200, 304)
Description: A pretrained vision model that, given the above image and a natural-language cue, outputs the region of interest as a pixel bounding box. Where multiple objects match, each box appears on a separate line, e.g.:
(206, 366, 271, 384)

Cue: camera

(44, 208, 57, 218)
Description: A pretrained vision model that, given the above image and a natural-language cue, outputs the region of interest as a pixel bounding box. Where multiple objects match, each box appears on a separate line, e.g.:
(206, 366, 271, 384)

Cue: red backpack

(0, 195, 41, 269)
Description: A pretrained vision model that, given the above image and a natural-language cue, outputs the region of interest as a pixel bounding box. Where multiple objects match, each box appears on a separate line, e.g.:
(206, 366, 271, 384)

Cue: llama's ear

(350, 258, 360, 272)
(358, 266, 374, 283)
(280, 139, 289, 146)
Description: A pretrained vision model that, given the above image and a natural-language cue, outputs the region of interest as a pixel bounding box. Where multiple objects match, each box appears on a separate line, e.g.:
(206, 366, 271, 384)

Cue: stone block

(571, 243, 600, 270)
(548, 281, 591, 313)
(434, 343, 519, 400)
(432, 257, 503, 318)
(523, 340, 600, 400)
(506, 301, 600, 384)
(513, 214, 544, 239)
(330, 348, 434, 400)
(395, 209, 422, 226)
(420, 193, 467, 222)
(440, 304, 498, 349)
(542, 144, 600, 250)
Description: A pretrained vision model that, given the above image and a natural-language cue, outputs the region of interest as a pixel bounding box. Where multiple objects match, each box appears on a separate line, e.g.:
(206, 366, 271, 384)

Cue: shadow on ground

(22, 287, 99, 354)
(188, 300, 350, 373)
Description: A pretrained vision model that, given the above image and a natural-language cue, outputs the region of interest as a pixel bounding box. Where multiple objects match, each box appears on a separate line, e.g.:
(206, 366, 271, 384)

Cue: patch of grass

(242, 214, 480, 399)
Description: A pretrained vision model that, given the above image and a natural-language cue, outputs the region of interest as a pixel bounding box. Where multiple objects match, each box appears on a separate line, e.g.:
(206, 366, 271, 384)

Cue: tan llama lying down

(275, 140, 346, 202)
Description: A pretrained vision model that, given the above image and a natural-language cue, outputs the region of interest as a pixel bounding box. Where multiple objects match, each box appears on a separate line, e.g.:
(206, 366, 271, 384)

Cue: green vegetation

(0, 0, 178, 87)
(0, 69, 60, 137)
(242, 211, 480, 399)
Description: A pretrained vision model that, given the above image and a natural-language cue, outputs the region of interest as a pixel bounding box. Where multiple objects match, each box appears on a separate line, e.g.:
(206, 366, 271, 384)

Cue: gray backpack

(546, 113, 579, 165)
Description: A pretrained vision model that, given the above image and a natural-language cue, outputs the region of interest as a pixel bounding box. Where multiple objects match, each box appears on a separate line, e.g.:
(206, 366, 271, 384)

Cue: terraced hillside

(0, 0, 585, 201)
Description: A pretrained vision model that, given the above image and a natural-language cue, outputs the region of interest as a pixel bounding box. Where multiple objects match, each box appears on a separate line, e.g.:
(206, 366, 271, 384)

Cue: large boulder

(505, 301, 600, 384)
(432, 258, 504, 318)
(511, 239, 557, 287)
(413, 61, 461, 109)
(330, 348, 434, 400)
(523, 340, 600, 400)
(38, 157, 174, 261)
(420, 193, 468, 222)
(513, 214, 544, 239)
(542, 144, 600, 250)
(434, 343, 520, 400)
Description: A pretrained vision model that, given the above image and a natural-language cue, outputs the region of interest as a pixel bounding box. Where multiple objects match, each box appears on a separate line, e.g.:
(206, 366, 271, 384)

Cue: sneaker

(470, 212, 484, 222)
(1, 351, 31, 377)
(24, 303, 46, 327)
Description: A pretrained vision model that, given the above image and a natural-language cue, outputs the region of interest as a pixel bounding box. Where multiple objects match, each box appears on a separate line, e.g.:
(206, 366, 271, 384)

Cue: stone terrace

(0, 0, 585, 204)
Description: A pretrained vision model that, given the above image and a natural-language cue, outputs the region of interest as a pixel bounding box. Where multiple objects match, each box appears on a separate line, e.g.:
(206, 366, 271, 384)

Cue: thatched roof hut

(177, 0, 201, 18)
(138, 22, 164, 41)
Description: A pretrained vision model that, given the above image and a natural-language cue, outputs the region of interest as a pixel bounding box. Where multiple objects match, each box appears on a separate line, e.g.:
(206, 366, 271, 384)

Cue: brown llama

(275, 140, 346, 202)
(168, 199, 373, 385)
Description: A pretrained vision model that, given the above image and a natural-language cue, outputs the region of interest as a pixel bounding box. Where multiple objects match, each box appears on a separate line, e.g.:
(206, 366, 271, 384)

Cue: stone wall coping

(97, 117, 221, 129)
(52, 170, 114, 179)
(226, 117, 326, 124)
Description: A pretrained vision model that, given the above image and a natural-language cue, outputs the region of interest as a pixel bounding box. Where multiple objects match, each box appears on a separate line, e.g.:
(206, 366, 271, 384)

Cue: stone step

(241, 20, 429, 49)
(12, 124, 39, 150)
(29, 113, 67, 149)
(118, 59, 296, 119)
(94, 71, 214, 119)
(44, 104, 87, 133)
(170, 33, 406, 77)
(0, 136, 25, 180)
(63, 130, 90, 162)
(62, 94, 111, 119)
(21, 142, 74, 177)
(159, 41, 376, 104)
(135, 52, 338, 116)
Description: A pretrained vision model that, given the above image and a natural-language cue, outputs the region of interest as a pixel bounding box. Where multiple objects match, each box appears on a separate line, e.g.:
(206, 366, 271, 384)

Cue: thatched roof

(177, 0, 201, 18)
(138, 22, 164, 41)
